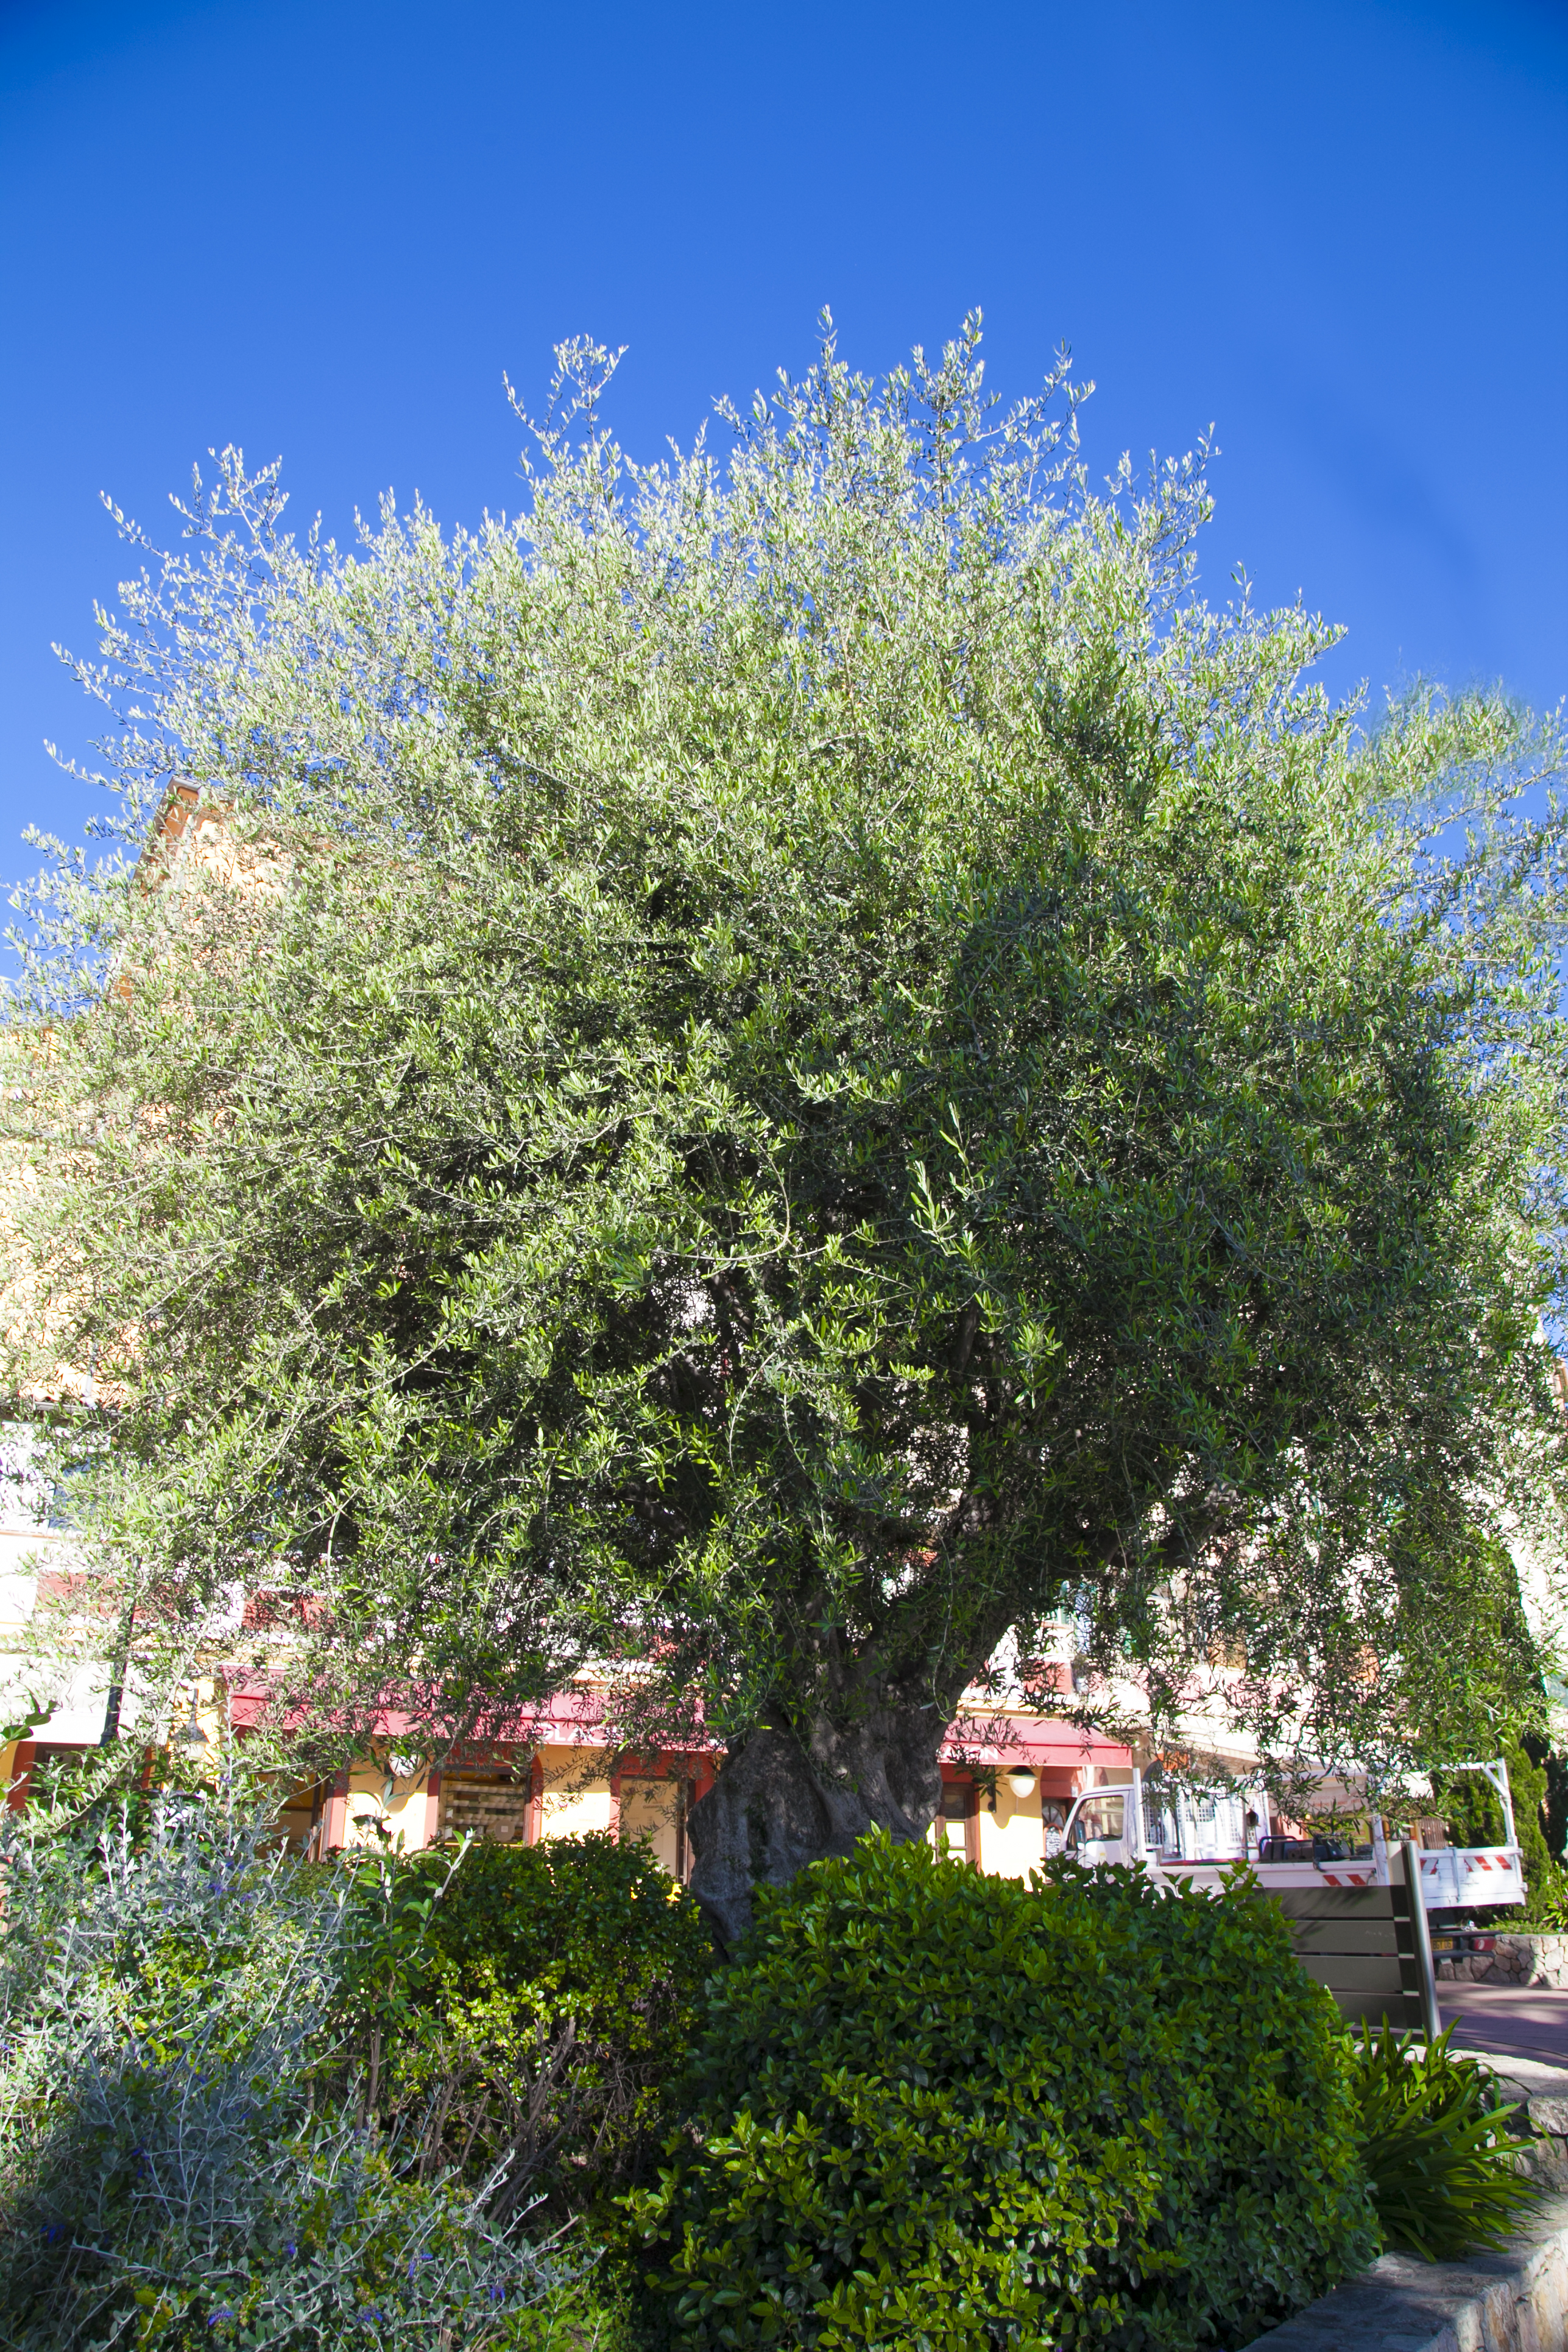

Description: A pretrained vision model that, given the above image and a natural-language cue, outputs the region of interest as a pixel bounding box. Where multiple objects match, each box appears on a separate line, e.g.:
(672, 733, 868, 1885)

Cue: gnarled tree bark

(685, 1704, 947, 1950)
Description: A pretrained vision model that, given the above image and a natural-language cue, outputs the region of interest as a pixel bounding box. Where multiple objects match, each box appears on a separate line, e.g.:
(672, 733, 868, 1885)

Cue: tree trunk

(685, 1705, 945, 1950)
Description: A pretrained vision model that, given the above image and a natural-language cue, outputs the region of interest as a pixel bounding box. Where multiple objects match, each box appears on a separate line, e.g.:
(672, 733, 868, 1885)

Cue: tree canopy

(8, 319, 1568, 1915)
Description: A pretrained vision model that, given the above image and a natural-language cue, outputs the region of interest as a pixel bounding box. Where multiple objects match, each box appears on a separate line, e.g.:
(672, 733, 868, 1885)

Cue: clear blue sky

(1, 0, 1564, 885)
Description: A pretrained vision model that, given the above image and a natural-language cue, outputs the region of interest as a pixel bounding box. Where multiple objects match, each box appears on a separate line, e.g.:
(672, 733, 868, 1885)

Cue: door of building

(618, 1775, 694, 1880)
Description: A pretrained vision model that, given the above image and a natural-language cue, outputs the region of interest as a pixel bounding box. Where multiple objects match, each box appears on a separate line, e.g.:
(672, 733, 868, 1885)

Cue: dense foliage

(333, 1832, 713, 2222)
(0, 1794, 628, 2351)
(1349, 2022, 1540, 2261)
(1388, 1528, 1560, 1804)
(19, 1783, 1537, 2346)
(7, 319, 1568, 1889)
(622, 1834, 1376, 2352)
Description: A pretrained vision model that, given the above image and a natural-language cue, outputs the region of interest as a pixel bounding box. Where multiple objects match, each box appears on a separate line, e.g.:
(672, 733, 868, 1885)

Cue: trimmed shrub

(337, 1833, 715, 2222)
(623, 1835, 1376, 2352)
(1351, 2022, 1541, 2259)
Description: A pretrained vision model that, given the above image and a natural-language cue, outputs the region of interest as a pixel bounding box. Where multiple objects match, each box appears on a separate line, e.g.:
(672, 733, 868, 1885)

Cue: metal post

(1400, 1837, 1443, 2043)
(99, 1589, 136, 1746)
(1370, 1806, 1389, 1880)
(1491, 1757, 1519, 1855)
(1252, 1781, 1272, 1861)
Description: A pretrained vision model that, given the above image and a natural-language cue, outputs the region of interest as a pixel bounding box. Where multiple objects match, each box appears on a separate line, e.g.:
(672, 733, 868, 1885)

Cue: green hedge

(334, 1832, 714, 2221)
(623, 1835, 1375, 2352)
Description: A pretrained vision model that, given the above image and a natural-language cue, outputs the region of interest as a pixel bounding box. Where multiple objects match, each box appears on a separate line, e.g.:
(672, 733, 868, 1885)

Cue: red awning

(221, 1680, 613, 1745)
(941, 1716, 1133, 1770)
(222, 1675, 1131, 1771)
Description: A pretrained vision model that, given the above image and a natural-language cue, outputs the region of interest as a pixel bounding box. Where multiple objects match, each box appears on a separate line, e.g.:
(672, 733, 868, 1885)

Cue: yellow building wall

(342, 1759, 414, 1849)
(325, 1746, 616, 1853)
(307, 1742, 1093, 1884)
(974, 1783, 1047, 1880)
(539, 1749, 613, 1839)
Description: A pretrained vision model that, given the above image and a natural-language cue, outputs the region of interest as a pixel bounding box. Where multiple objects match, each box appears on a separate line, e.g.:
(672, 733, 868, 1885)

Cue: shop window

(276, 1778, 325, 1853)
(936, 1776, 979, 1862)
(438, 1765, 535, 1844)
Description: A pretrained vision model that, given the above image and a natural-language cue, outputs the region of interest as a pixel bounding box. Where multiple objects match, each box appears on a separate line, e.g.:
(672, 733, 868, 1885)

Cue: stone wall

(1247, 2194, 1568, 2352)
(1513, 2090, 1568, 2189)
(1437, 1934, 1568, 1988)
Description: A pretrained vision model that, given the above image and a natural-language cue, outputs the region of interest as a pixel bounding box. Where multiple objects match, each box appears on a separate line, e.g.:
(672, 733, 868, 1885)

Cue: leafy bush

(334, 1832, 714, 2223)
(1351, 2022, 1541, 2261)
(0, 1792, 621, 2351)
(623, 1834, 1376, 2352)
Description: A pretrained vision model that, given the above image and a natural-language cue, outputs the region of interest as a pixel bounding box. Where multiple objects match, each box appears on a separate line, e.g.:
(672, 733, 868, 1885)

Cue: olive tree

(9, 318, 1568, 1939)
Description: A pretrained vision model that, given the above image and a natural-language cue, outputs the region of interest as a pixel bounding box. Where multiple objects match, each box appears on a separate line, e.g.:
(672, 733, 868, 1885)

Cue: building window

(438, 1765, 536, 1844)
(936, 1775, 978, 1863)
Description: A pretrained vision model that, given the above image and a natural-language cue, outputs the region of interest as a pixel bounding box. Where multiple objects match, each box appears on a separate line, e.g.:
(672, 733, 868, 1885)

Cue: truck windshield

(1069, 1792, 1125, 1846)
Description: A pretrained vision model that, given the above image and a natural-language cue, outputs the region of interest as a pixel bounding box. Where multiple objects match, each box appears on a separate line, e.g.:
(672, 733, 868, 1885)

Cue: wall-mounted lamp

(175, 1692, 209, 1749)
(1006, 1768, 1037, 1799)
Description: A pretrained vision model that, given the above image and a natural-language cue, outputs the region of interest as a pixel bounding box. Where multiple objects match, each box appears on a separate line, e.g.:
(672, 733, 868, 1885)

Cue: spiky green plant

(1351, 2022, 1541, 2261)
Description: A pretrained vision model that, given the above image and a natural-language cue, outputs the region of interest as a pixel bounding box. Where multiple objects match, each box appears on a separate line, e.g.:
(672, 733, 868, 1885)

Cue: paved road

(1443, 1985, 1568, 2065)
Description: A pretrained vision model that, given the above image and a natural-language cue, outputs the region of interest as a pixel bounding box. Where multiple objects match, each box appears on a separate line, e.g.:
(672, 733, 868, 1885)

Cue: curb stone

(1245, 2194, 1568, 2352)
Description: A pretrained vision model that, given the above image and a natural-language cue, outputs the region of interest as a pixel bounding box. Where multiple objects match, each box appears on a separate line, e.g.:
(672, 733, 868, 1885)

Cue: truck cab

(1057, 1784, 1143, 1868)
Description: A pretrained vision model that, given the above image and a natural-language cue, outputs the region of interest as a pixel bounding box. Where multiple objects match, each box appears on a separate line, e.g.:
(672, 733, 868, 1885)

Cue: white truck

(1053, 1757, 1526, 1929)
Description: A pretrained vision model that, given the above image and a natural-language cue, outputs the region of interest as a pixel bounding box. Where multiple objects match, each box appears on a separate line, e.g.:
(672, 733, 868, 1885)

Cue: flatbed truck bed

(1053, 1759, 1526, 1917)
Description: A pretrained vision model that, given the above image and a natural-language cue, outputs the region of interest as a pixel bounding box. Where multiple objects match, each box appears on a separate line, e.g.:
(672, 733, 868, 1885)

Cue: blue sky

(1, 0, 1564, 885)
